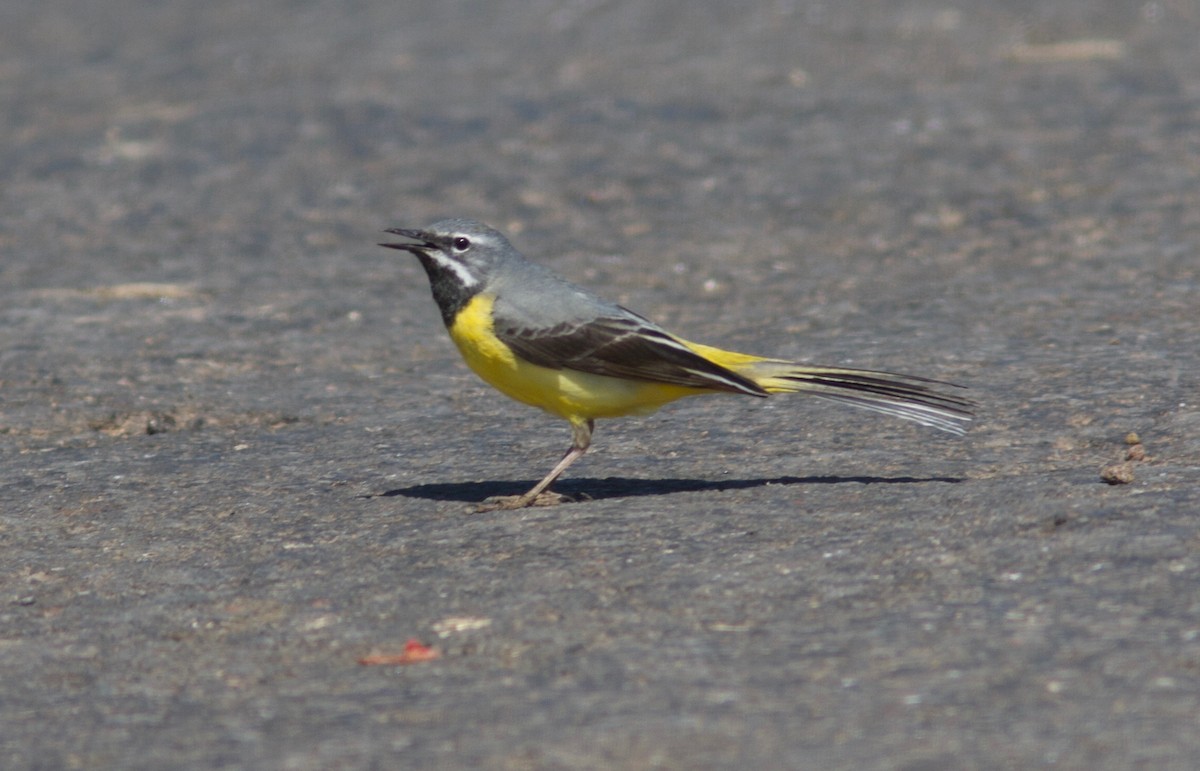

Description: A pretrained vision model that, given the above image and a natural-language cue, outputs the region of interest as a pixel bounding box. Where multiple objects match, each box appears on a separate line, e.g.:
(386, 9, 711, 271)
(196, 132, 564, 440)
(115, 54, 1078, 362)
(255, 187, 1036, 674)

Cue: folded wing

(494, 310, 768, 397)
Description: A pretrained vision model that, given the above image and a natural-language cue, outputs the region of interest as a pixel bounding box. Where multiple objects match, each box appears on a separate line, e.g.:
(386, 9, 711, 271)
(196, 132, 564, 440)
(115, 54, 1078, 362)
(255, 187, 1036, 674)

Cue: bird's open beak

(379, 228, 437, 252)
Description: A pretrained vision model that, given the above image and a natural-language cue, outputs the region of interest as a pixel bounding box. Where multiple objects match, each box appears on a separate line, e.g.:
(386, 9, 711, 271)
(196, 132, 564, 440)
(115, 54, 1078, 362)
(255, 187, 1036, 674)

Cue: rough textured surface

(2, 1, 1199, 768)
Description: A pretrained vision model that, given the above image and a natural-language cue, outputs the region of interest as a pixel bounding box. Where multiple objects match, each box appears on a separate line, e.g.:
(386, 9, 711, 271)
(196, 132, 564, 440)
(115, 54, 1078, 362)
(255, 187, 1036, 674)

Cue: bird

(381, 218, 974, 509)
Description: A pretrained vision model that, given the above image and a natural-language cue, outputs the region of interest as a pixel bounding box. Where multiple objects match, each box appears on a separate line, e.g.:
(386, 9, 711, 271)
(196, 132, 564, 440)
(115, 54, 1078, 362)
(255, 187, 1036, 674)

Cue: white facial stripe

(425, 249, 479, 288)
(457, 233, 496, 250)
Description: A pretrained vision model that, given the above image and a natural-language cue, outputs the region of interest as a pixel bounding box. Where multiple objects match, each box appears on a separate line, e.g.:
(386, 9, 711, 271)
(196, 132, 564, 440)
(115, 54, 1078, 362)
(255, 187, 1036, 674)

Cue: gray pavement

(3, 1, 1199, 768)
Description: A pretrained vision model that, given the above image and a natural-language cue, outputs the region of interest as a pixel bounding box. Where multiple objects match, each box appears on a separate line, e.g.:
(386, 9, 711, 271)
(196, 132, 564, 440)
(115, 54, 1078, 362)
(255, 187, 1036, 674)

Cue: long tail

(686, 343, 975, 435)
(748, 361, 974, 435)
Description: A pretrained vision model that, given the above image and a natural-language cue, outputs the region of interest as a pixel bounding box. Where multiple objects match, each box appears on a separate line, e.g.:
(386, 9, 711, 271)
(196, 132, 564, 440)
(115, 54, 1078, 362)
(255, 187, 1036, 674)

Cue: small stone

(1100, 462, 1135, 485)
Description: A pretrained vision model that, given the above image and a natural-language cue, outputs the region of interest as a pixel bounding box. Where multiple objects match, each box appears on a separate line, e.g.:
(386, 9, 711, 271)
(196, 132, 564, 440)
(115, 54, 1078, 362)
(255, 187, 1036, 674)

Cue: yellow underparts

(448, 294, 766, 424)
(682, 341, 805, 394)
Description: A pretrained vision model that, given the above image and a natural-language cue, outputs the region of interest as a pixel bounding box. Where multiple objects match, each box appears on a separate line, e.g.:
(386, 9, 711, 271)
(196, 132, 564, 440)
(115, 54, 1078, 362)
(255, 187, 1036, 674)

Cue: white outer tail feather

(740, 362, 975, 436)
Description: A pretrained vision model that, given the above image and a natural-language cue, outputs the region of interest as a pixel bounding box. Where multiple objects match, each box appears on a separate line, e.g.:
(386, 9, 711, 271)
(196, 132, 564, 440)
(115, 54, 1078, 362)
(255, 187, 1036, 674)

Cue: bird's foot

(474, 491, 579, 512)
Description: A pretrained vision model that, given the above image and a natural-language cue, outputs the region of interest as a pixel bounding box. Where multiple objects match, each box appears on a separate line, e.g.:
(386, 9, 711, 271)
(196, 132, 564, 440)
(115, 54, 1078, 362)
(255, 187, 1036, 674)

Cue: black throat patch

(414, 251, 480, 327)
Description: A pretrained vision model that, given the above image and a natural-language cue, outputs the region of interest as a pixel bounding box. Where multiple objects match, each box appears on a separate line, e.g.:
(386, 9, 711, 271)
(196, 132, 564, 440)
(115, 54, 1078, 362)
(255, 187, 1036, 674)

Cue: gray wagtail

(381, 219, 973, 509)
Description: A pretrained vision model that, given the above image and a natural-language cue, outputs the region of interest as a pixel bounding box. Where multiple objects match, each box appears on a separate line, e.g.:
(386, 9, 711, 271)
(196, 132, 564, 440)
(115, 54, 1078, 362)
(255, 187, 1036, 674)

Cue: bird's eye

(452, 236, 471, 251)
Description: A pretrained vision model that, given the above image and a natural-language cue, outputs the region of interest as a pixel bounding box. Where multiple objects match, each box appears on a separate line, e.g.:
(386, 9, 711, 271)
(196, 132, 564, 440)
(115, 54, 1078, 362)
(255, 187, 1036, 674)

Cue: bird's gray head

(380, 218, 517, 325)
(380, 218, 516, 290)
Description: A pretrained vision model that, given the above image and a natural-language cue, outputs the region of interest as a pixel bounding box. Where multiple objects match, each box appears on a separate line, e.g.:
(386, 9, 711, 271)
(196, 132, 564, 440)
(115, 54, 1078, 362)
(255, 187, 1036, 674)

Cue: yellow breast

(447, 294, 704, 422)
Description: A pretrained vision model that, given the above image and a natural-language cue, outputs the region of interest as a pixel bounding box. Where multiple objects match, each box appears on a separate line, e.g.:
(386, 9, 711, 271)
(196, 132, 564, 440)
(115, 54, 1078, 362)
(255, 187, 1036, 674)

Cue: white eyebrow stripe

(463, 234, 497, 249)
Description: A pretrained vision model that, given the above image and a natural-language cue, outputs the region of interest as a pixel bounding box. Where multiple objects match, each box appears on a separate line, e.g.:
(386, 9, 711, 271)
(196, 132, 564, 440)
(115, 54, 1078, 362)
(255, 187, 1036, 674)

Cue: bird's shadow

(367, 474, 964, 503)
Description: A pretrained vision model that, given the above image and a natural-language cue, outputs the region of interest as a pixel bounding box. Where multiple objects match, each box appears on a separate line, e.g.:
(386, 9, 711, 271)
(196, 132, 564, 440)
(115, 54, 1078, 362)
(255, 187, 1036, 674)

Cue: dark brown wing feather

(493, 312, 766, 397)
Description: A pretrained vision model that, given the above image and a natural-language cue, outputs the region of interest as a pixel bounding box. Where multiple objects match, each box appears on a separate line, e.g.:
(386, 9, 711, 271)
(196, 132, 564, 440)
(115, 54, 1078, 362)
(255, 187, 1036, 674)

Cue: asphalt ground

(2, 1, 1199, 768)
